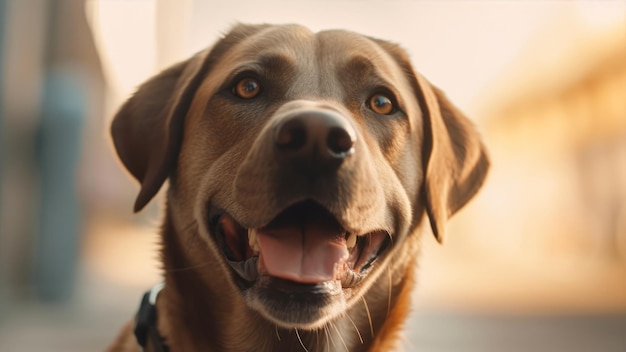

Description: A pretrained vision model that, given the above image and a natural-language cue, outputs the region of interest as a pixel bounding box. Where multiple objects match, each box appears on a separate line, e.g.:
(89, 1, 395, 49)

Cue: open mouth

(208, 201, 390, 290)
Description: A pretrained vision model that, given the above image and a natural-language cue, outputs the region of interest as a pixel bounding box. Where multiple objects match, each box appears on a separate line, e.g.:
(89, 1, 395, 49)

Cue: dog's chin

(207, 200, 391, 329)
(247, 277, 345, 329)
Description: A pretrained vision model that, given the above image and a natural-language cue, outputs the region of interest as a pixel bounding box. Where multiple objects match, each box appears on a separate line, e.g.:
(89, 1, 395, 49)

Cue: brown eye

(368, 94, 395, 115)
(233, 78, 261, 99)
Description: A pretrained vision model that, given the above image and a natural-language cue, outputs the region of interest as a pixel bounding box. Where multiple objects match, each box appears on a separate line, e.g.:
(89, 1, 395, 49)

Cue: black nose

(273, 110, 356, 167)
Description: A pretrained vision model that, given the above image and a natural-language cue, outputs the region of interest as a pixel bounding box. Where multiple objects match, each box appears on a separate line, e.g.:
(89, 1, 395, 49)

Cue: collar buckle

(134, 283, 167, 351)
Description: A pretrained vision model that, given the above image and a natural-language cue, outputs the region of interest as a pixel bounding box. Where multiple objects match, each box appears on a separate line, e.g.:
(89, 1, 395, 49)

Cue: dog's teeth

(248, 229, 260, 253)
(346, 232, 357, 249)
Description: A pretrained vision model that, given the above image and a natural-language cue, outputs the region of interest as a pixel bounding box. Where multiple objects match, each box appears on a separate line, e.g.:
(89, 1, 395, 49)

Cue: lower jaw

(245, 277, 348, 329)
(224, 257, 364, 328)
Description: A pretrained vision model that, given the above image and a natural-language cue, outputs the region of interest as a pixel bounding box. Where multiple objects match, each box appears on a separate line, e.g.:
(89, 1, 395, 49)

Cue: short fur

(107, 24, 489, 352)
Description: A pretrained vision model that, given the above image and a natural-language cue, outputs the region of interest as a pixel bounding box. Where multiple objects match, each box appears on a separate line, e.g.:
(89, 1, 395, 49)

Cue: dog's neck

(155, 208, 416, 352)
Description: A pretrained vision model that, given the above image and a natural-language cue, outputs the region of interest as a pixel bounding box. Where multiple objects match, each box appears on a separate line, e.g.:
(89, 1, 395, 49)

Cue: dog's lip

(208, 201, 391, 290)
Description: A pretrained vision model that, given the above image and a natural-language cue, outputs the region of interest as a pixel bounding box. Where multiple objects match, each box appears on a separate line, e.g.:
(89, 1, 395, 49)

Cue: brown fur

(107, 24, 489, 352)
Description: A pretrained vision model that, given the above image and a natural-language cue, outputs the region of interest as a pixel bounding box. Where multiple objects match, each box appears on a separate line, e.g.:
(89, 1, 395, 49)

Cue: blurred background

(0, 0, 625, 351)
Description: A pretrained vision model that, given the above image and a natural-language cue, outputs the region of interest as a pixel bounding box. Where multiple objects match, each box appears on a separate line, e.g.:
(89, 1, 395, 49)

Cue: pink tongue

(256, 222, 349, 284)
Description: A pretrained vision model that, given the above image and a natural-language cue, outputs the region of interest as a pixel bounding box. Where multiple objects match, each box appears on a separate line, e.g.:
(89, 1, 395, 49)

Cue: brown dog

(107, 23, 489, 352)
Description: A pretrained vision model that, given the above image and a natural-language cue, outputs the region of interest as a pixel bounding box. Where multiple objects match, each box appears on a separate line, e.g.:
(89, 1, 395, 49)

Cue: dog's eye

(233, 78, 261, 99)
(368, 94, 395, 115)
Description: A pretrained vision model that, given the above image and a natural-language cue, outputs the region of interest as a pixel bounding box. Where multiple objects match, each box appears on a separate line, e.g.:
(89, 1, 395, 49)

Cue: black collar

(134, 283, 170, 352)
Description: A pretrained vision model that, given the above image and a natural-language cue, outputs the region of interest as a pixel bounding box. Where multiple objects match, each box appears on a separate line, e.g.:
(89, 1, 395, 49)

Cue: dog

(106, 23, 489, 352)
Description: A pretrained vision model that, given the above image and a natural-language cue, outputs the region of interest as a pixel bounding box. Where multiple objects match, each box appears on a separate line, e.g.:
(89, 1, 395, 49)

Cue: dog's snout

(274, 110, 356, 165)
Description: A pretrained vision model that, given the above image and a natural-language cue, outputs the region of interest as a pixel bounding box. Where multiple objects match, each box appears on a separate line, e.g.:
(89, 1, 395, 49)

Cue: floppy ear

(365, 37, 489, 242)
(415, 74, 489, 243)
(111, 24, 273, 212)
(111, 50, 211, 212)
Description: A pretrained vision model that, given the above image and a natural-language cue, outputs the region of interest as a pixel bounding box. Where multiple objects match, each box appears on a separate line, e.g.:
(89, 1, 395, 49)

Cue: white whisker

(295, 328, 308, 352)
(325, 325, 335, 348)
(345, 313, 364, 344)
(361, 296, 374, 338)
(331, 321, 349, 352)
(164, 261, 212, 273)
(387, 266, 392, 318)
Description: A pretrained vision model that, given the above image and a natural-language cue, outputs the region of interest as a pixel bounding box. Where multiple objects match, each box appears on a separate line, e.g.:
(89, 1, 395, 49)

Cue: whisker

(275, 325, 281, 341)
(295, 328, 308, 352)
(361, 296, 374, 338)
(315, 327, 319, 348)
(387, 266, 392, 318)
(324, 326, 330, 351)
(331, 321, 349, 352)
(164, 261, 212, 273)
(183, 220, 199, 232)
(325, 325, 335, 348)
(345, 313, 364, 344)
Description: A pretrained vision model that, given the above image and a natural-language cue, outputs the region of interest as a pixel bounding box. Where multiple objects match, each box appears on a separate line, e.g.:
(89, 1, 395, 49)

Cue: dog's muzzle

(206, 106, 392, 327)
(209, 201, 390, 289)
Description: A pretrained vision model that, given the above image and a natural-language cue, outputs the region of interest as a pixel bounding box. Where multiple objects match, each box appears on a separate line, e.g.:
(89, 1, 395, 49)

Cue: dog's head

(111, 24, 488, 329)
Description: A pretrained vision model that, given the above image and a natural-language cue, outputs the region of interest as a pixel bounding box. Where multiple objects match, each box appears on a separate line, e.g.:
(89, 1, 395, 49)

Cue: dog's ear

(111, 51, 211, 212)
(111, 24, 272, 212)
(415, 74, 489, 243)
(367, 38, 489, 242)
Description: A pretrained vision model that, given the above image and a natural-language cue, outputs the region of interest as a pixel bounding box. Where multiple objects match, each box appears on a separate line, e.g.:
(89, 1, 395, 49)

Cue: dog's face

(111, 24, 488, 330)
(179, 25, 421, 328)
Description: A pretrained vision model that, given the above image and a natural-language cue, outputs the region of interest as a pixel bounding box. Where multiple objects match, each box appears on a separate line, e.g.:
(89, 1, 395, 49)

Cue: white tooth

(346, 232, 357, 249)
(248, 229, 260, 253)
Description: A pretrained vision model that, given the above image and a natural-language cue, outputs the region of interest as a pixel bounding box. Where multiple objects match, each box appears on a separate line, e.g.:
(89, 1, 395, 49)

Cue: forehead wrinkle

(314, 30, 405, 92)
(231, 53, 297, 75)
(206, 26, 318, 98)
(311, 31, 370, 99)
(206, 25, 310, 70)
(233, 26, 317, 99)
(341, 55, 385, 84)
(342, 47, 402, 85)
(363, 39, 413, 90)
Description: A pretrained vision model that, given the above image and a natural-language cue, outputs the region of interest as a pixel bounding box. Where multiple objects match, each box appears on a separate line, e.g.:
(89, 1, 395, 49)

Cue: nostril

(273, 110, 357, 163)
(275, 119, 307, 150)
(327, 127, 355, 157)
